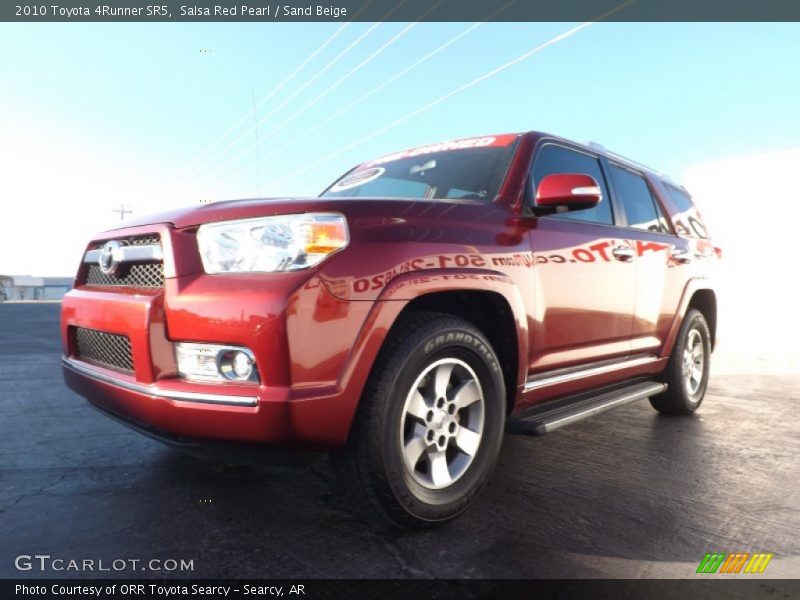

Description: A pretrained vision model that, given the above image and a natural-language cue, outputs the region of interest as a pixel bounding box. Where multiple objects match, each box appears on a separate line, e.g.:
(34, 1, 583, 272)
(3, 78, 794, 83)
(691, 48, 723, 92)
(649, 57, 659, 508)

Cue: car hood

(108, 198, 346, 230)
(108, 196, 500, 230)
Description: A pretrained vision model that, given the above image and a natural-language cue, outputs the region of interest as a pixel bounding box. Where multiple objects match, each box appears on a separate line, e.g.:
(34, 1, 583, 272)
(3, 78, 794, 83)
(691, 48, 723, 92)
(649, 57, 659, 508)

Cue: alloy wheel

(682, 328, 705, 395)
(399, 358, 485, 490)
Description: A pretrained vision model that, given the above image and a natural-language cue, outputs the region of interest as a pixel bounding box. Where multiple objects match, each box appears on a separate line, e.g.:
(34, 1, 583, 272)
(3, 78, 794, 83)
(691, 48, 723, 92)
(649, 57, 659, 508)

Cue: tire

(650, 309, 711, 415)
(331, 312, 506, 529)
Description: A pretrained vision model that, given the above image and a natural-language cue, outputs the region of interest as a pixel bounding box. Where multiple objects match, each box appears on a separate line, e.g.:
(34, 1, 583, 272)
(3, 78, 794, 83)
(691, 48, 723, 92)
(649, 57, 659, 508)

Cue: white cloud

(684, 148, 800, 360)
(0, 117, 217, 277)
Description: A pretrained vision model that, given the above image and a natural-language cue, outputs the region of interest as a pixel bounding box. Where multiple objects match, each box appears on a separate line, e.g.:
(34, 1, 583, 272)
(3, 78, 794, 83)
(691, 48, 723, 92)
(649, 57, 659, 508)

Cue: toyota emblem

(98, 240, 124, 276)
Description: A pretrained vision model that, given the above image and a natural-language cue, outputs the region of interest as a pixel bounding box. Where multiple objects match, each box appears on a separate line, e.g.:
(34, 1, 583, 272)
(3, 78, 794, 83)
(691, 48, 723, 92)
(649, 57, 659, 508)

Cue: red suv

(62, 132, 718, 528)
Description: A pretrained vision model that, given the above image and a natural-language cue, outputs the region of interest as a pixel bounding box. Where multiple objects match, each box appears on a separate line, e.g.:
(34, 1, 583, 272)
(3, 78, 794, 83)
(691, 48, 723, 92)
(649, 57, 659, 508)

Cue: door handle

(670, 249, 693, 264)
(612, 246, 635, 262)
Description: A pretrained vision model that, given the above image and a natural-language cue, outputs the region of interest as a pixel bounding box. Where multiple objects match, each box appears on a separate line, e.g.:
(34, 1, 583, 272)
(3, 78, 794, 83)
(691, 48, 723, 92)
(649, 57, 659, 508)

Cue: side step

(506, 380, 667, 436)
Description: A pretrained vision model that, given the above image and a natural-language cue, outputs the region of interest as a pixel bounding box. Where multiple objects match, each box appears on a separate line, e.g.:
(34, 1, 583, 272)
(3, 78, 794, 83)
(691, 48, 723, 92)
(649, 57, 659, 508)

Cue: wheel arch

(388, 290, 521, 415)
(334, 270, 529, 434)
(662, 278, 718, 358)
(687, 288, 717, 350)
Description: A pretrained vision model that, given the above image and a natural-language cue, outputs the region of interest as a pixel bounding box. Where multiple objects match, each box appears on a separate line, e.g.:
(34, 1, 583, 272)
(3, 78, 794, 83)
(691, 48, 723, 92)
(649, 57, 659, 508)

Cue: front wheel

(650, 309, 712, 415)
(331, 312, 506, 529)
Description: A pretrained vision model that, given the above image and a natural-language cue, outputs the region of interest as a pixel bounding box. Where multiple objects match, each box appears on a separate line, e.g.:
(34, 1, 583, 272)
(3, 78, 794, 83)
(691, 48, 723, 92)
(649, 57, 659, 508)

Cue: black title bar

(4, 0, 800, 22)
(4, 579, 800, 600)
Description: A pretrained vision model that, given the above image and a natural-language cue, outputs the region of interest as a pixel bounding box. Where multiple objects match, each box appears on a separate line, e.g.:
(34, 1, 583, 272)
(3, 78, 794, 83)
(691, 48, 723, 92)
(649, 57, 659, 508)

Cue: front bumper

(63, 357, 258, 406)
(61, 237, 370, 449)
(62, 356, 292, 443)
(76, 378, 321, 466)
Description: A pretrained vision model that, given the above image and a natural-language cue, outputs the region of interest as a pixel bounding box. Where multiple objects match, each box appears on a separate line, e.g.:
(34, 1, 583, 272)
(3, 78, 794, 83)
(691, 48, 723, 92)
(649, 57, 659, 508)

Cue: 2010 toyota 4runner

(62, 132, 719, 528)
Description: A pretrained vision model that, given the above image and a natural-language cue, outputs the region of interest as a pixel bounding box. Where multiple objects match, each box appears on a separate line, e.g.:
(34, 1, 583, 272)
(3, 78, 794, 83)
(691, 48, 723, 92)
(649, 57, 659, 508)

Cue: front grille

(90, 234, 161, 249)
(74, 327, 133, 373)
(83, 233, 164, 288)
(85, 263, 164, 287)
(129, 234, 161, 246)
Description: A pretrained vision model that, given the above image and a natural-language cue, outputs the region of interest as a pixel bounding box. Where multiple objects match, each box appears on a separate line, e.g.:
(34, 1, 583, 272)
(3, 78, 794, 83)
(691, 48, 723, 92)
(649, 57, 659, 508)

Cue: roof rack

(585, 141, 663, 176)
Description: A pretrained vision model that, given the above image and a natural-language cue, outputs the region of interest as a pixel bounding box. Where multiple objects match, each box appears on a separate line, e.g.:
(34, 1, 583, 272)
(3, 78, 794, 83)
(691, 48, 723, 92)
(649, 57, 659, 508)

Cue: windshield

(320, 134, 520, 201)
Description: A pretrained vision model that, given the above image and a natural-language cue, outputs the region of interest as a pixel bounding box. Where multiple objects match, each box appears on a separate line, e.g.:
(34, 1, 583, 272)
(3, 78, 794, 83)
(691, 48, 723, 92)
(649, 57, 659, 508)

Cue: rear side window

(531, 145, 613, 225)
(664, 183, 709, 239)
(608, 165, 669, 233)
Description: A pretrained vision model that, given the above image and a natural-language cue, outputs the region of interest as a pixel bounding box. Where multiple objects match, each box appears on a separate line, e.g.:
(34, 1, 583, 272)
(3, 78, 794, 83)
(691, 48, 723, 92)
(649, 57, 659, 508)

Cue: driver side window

(531, 145, 614, 225)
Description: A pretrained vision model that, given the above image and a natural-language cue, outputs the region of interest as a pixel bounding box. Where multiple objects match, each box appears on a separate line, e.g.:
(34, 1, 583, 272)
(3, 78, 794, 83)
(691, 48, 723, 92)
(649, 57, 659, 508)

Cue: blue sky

(1, 22, 799, 275)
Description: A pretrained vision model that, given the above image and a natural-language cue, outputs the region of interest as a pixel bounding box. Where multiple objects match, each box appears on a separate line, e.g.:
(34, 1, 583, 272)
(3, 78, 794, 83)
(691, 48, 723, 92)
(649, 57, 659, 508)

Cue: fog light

(231, 351, 253, 379)
(175, 343, 259, 383)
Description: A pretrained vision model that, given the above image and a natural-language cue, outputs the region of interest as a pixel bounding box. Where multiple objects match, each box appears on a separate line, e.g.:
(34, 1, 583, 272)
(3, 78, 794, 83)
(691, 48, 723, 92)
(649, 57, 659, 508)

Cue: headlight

(197, 213, 348, 274)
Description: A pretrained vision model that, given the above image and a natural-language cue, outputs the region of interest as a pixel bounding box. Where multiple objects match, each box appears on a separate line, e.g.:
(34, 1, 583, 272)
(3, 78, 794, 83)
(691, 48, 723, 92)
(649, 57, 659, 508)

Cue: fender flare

(335, 268, 530, 414)
(661, 276, 716, 358)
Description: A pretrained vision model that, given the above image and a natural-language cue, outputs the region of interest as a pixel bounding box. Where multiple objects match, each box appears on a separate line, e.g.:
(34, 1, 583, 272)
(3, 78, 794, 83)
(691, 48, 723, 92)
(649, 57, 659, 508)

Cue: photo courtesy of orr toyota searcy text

(14, 584, 299, 597)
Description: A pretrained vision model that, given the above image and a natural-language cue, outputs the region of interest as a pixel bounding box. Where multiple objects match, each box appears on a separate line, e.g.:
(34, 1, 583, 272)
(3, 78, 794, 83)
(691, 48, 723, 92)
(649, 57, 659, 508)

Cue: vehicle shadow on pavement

(1, 304, 797, 579)
(66, 376, 796, 579)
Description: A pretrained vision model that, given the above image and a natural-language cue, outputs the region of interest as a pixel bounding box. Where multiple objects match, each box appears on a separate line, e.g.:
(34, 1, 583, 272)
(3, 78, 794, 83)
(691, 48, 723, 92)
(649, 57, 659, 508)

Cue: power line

(185, 0, 415, 183)
(261, 0, 637, 192)
(228, 0, 519, 183)
(206, 0, 449, 181)
(206, 22, 420, 180)
(183, 21, 384, 181)
(176, 22, 351, 176)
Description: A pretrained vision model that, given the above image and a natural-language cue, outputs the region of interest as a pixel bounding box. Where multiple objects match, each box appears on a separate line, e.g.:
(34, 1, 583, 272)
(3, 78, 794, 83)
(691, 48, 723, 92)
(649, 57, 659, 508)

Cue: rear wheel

(331, 312, 506, 529)
(650, 309, 711, 415)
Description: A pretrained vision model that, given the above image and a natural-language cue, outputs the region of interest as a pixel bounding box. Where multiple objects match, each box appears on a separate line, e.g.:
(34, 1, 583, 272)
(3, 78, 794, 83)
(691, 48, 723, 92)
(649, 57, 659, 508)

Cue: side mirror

(535, 173, 602, 213)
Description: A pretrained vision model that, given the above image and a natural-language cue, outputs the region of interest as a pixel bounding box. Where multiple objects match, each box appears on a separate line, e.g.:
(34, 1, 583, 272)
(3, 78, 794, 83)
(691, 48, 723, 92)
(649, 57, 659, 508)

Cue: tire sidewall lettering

(423, 331, 501, 376)
(383, 325, 505, 518)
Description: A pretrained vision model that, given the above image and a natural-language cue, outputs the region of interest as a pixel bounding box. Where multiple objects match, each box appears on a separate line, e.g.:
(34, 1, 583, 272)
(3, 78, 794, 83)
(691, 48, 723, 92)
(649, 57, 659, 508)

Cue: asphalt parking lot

(1, 303, 798, 581)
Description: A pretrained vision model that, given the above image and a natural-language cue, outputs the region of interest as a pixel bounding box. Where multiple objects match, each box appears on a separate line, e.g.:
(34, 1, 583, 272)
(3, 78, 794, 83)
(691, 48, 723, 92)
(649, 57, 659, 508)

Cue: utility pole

(113, 204, 132, 221)
(251, 89, 262, 197)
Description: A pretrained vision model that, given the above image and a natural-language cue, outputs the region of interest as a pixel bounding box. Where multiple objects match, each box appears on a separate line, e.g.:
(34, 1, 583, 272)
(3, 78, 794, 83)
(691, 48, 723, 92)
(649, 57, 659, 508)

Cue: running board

(506, 381, 667, 436)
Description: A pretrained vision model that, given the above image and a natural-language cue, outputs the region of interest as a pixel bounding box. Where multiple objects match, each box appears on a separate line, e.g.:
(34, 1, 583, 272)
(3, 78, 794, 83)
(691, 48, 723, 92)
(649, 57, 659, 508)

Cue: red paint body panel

(62, 131, 718, 450)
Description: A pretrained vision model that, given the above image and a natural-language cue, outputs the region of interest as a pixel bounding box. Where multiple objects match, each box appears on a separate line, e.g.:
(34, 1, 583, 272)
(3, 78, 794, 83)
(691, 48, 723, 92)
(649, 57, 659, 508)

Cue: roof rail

(585, 141, 662, 176)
